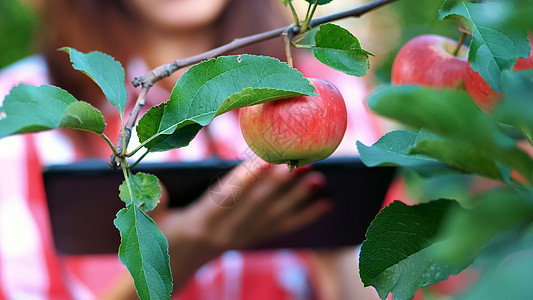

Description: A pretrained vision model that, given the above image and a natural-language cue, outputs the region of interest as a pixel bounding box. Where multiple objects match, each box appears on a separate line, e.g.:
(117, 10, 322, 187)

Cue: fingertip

(315, 199, 334, 215)
(259, 160, 273, 173)
(306, 172, 326, 191)
(277, 198, 333, 234)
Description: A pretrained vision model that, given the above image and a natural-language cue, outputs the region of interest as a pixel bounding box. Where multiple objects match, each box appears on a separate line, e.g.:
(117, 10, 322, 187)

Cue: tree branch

(131, 26, 294, 88)
(110, 88, 147, 168)
(112, 0, 398, 167)
(132, 0, 397, 88)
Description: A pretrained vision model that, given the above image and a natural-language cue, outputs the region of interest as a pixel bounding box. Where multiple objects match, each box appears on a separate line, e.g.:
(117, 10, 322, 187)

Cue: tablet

(42, 156, 396, 254)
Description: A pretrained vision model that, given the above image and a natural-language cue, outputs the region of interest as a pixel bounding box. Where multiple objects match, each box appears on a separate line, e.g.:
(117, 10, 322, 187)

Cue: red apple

(391, 34, 469, 89)
(239, 78, 347, 169)
(465, 34, 533, 111)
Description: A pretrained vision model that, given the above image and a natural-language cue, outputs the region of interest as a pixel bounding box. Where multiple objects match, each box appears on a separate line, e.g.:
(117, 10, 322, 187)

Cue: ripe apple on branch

(239, 78, 347, 170)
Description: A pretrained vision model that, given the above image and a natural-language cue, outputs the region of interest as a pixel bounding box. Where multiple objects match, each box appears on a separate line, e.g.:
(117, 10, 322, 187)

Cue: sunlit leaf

(137, 55, 315, 152)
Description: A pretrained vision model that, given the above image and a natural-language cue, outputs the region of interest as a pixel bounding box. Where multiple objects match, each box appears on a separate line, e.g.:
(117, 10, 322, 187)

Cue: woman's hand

(196, 160, 329, 248)
(156, 159, 332, 291)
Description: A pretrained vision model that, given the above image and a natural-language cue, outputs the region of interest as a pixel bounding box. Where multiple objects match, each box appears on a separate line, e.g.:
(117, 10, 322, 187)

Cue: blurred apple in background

(391, 34, 469, 89)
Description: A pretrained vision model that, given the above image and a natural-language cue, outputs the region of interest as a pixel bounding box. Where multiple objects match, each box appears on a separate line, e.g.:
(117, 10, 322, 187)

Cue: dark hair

(41, 0, 289, 104)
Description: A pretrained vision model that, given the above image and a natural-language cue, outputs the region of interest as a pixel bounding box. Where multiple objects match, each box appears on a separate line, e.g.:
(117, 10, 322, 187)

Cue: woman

(0, 0, 383, 298)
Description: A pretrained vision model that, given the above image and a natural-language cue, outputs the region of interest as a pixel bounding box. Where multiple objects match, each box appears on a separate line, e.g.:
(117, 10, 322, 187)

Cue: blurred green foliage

(0, 0, 39, 69)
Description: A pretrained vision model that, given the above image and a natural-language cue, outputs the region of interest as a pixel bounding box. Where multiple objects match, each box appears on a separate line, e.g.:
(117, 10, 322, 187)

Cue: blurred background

(0, 0, 472, 247)
(0, 0, 40, 69)
(0, 0, 481, 298)
(1, 0, 477, 237)
(2, 0, 465, 79)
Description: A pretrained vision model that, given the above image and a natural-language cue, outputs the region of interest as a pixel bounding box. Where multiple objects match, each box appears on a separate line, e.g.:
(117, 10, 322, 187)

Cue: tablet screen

(43, 156, 396, 254)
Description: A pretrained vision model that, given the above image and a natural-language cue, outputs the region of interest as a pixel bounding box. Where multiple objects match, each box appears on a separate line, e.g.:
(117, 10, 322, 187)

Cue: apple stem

(289, 160, 299, 172)
(452, 32, 467, 57)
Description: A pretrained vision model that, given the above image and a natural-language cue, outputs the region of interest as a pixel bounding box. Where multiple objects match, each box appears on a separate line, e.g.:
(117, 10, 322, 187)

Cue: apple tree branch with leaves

(1, 0, 533, 299)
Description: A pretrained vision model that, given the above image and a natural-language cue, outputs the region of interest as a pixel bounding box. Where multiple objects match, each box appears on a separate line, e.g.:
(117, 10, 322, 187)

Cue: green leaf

(359, 199, 468, 300)
(119, 172, 162, 212)
(367, 85, 533, 182)
(115, 204, 172, 300)
(277, 0, 289, 5)
(60, 47, 127, 114)
(433, 188, 533, 267)
(499, 0, 533, 33)
(136, 104, 204, 151)
(439, 0, 533, 36)
(304, 0, 333, 5)
(312, 23, 373, 77)
(493, 70, 533, 141)
(59, 101, 106, 133)
(356, 130, 455, 178)
(457, 230, 533, 300)
(439, 0, 530, 92)
(460, 249, 533, 299)
(411, 129, 509, 181)
(137, 55, 315, 152)
(136, 104, 204, 152)
(0, 84, 105, 138)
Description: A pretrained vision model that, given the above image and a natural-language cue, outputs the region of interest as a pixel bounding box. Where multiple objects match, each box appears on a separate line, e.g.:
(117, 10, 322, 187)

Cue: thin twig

(128, 149, 150, 169)
(287, 0, 301, 27)
(100, 133, 120, 157)
(110, 87, 148, 169)
(282, 30, 294, 67)
(113, 0, 398, 168)
(300, 0, 320, 34)
(131, 27, 292, 88)
(304, 2, 313, 25)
